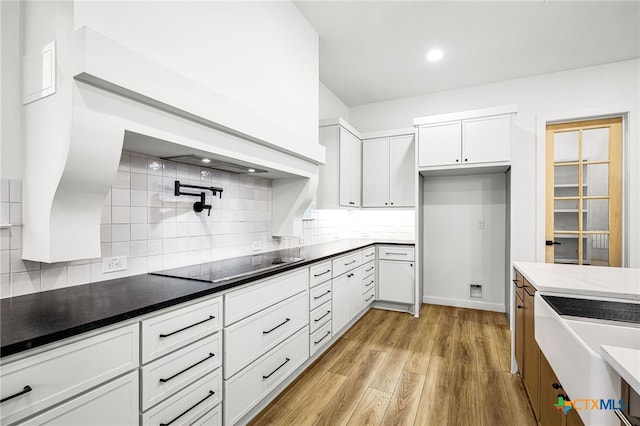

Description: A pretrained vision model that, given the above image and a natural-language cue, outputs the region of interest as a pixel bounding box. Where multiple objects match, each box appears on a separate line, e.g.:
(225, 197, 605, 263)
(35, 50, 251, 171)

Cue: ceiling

(294, 1, 640, 107)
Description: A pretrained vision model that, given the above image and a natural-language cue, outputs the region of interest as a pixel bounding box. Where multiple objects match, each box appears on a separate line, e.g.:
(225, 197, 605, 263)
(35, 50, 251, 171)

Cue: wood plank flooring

(249, 304, 537, 426)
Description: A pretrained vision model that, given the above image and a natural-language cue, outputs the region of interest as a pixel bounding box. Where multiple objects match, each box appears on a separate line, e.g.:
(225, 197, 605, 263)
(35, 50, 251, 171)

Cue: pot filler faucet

(174, 180, 223, 216)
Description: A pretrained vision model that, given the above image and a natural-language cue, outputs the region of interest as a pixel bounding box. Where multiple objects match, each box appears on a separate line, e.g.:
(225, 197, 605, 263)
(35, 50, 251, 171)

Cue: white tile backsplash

(1, 152, 416, 299)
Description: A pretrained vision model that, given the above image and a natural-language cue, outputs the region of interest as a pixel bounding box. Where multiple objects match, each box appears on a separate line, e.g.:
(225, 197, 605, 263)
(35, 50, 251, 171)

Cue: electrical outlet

(478, 220, 486, 229)
(102, 256, 127, 273)
(299, 236, 306, 244)
(252, 241, 262, 251)
(361, 231, 370, 237)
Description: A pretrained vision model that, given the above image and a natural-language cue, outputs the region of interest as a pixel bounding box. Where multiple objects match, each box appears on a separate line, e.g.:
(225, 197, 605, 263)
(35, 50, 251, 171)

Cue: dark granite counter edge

(1, 240, 414, 358)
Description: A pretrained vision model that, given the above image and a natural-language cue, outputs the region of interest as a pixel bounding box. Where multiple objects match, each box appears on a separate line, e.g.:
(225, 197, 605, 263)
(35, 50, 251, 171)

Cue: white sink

(535, 293, 640, 425)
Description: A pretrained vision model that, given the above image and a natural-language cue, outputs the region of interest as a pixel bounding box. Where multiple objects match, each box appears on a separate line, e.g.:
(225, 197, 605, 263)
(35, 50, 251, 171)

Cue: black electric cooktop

(151, 252, 305, 283)
(542, 295, 640, 325)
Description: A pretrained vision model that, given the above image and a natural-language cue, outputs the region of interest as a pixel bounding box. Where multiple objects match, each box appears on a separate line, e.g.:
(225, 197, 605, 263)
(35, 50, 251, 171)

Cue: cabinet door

(378, 260, 414, 304)
(332, 275, 349, 335)
(389, 135, 415, 207)
(515, 291, 524, 374)
(362, 137, 389, 207)
(349, 131, 362, 207)
(522, 282, 540, 420)
(418, 122, 461, 167)
(539, 354, 566, 426)
(462, 115, 510, 164)
(348, 267, 364, 320)
(339, 128, 361, 207)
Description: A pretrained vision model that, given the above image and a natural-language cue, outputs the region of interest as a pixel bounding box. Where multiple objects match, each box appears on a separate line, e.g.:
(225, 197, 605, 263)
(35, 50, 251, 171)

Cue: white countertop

(514, 261, 640, 301)
(601, 345, 640, 395)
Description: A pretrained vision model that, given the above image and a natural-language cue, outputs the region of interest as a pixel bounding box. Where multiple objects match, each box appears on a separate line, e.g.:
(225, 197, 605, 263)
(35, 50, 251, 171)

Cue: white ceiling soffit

(294, 1, 640, 107)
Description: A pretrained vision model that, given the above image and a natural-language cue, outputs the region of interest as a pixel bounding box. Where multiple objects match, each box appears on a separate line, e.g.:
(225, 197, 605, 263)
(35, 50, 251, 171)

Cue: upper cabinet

(415, 106, 516, 172)
(362, 134, 415, 207)
(339, 128, 363, 207)
(318, 120, 362, 208)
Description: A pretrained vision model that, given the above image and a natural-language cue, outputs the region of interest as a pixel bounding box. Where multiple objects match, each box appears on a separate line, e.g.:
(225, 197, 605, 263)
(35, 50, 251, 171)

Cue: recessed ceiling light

(426, 49, 444, 62)
(201, 158, 211, 163)
(247, 168, 256, 173)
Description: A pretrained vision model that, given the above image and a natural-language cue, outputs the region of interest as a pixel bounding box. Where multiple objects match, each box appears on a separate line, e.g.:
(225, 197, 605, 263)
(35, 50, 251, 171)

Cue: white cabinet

(418, 114, 511, 168)
(318, 122, 362, 209)
(462, 115, 510, 164)
(362, 134, 415, 207)
(331, 250, 365, 335)
(0, 324, 139, 425)
(17, 372, 139, 426)
(418, 122, 461, 167)
(339, 127, 362, 207)
(378, 246, 415, 304)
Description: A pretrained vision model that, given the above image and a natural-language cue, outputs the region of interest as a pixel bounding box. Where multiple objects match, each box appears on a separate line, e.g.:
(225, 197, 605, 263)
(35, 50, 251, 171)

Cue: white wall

(0, 0, 22, 179)
(74, 1, 319, 152)
(349, 60, 640, 267)
(422, 173, 507, 311)
(319, 82, 349, 120)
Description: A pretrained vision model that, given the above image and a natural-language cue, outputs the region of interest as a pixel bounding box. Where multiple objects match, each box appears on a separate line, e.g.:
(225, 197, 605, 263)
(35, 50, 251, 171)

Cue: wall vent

(469, 284, 483, 299)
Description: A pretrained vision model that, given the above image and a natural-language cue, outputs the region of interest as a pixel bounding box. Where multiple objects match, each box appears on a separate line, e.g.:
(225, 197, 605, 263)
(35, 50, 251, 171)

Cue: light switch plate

(23, 41, 56, 105)
(102, 256, 128, 273)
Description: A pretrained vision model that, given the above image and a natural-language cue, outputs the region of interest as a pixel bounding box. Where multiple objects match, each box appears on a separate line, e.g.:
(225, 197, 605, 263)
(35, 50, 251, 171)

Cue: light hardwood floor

(249, 304, 537, 426)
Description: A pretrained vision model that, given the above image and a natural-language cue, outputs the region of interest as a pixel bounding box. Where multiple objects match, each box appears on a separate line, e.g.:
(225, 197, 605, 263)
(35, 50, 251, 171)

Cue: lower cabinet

(142, 369, 222, 426)
(514, 269, 584, 426)
(16, 372, 139, 426)
(0, 324, 139, 426)
(378, 246, 415, 304)
(522, 279, 540, 419)
(224, 327, 309, 425)
(514, 272, 524, 374)
(332, 264, 363, 334)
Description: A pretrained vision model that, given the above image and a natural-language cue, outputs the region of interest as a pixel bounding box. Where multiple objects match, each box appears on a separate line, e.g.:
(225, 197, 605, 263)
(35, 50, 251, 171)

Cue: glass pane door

(545, 117, 622, 266)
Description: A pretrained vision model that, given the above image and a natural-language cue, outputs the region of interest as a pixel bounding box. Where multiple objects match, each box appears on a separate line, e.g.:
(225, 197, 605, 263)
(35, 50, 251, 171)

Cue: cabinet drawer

(310, 321, 332, 356)
(16, 371, 138, 426)
(332, 251, 363, 277)
(191, 403, 221, 426)
(363, 246, 376, 261)
(142, 332, 221, 410)
(363, 260, 375, 278)
(141, 296, 221, 364)
(142, 368, 222, 426)
(309, 280, 332, 311)
(362, 274, 376, 294)
(309, 301, 332, 334)
(225, 269, 308, 326)
(378, 246, 414, 261)
(0, 324, 139, 425)
(224, 291, 308, 379)
(224, 327, 308, 425)
(363, 288, 375, 307)
(309, 261, 332, 287)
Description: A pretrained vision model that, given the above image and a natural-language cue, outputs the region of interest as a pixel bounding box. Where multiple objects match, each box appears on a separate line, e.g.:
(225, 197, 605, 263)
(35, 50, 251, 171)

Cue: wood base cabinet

(514, 272, 524, 374)
(522, 279, 540, 420)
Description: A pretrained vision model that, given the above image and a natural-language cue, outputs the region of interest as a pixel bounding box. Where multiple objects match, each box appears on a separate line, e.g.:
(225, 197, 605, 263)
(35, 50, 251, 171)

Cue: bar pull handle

(1, 386, 32, 404)
(159, 390, 215, 426)
(263, 318, 290, 334)
(314, 331, 331, 345)
(159, 353, 215, 383)
(159, 316, 215, 338)
(263, 358, 290, 379)
(313, 290, 331, 300)
(314, 310, 331, 322)
(313, 270, 331, 277)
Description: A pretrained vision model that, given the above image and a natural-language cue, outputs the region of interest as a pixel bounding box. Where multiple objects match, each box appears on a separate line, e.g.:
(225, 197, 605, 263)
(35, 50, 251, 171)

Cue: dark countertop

(1, 239, 413, 358)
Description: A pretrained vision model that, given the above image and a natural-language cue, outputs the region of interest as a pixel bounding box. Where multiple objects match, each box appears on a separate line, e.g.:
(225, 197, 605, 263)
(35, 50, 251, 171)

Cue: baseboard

(422, 296, 505, 312)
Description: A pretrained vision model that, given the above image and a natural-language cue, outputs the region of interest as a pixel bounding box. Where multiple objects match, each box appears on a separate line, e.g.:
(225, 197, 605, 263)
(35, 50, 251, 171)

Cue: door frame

(535, 108, 631, 266)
